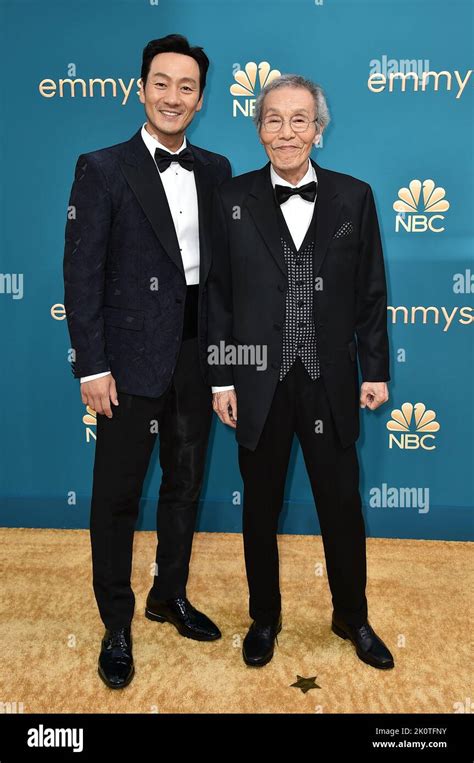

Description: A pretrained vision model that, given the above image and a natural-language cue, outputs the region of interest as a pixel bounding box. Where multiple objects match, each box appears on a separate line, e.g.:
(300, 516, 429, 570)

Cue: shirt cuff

(80, 371, 111, 383)
(211, 385, 235, 393)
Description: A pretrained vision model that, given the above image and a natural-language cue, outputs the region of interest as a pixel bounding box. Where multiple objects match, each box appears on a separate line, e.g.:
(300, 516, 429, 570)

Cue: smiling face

(139, 51, 203, 151)
(259, 85, 321, 184)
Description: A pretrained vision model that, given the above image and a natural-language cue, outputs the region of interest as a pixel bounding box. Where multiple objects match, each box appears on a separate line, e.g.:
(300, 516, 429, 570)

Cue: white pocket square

(333, 221, 354, 239)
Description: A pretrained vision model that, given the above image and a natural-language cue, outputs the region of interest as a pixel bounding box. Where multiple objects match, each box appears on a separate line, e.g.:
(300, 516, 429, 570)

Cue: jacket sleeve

(206, 186, 234, 387)
(355, 184, 390, 382)
(63, 154, 111, 378)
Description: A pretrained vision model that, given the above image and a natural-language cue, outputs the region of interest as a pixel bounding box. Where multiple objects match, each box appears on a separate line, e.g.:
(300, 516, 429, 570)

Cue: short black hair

(141, 34, 209, 98)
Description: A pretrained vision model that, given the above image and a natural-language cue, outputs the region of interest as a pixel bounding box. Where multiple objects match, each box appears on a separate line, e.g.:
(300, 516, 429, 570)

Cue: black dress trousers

(89, 287, 212, 631)
(238, 358, 368, 627)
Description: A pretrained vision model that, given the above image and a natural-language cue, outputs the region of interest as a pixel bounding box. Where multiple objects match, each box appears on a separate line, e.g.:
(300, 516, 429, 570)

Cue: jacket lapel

(192, 148, 214, 285)
(119, 129, 184, 277)
(246, 163, 287, 276)
(311, 159, 344, 277)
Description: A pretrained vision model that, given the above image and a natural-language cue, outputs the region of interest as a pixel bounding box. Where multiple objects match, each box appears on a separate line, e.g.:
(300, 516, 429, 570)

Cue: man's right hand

(81, 375, 119, 418)
(212, 389, 238, 429)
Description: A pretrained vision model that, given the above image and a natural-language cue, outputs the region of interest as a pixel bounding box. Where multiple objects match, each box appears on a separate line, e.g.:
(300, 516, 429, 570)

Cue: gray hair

(253, 74, 330, 132)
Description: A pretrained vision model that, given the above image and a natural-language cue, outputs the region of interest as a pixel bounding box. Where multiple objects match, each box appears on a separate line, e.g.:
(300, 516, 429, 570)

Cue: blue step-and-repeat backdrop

(0, 0, 472, 540)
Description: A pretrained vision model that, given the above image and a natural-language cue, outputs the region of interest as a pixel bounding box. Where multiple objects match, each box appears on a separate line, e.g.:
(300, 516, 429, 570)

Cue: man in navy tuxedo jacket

(63, 35, 231, 689)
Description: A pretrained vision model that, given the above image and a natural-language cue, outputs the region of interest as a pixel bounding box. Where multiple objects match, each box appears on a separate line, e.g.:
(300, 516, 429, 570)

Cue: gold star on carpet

(290, 675, 321, 693)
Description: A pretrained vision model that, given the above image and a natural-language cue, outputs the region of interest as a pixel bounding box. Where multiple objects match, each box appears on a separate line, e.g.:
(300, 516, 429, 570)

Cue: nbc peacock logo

(386, 402, 440, 450)
(393, 179, 450, 233)
(230, 61, 281, 118)
(82, 405, 96, 443)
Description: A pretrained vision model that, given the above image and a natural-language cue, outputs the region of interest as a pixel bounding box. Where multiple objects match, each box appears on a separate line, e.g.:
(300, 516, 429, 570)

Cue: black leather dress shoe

(145, 593, 221, 641)
(98, 626, 135, 689)
(242, 613, 282, 667)
(331, 614, 394, 669)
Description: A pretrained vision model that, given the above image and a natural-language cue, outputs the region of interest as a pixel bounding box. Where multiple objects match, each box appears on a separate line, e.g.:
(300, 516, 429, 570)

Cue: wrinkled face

(139, 52, 203, 139)
(259, 86, 320, 175)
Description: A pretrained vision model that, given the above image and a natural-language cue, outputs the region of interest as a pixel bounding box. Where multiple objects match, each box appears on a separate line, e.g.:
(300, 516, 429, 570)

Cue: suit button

(277, 283, 285, 292)
(176, 298, 183, 304)
(273, 323, 282, 331)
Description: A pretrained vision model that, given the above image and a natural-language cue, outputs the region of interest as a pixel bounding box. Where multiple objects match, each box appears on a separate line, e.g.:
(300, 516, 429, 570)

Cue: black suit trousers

(90, 337, 212, 630)
(238, 358, 368, 627)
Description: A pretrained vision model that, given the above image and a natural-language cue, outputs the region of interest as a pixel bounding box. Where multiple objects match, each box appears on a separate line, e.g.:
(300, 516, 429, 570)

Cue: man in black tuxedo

(208, 74, 394, 670)
(63, 35, 231, 688)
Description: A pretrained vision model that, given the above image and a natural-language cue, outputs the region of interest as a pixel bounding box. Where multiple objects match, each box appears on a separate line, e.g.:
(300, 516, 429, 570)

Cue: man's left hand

(360, 381, 389, 410)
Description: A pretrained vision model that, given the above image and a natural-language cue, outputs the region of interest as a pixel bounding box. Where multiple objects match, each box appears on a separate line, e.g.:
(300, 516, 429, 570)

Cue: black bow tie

(274, 180, 317, 205)
(154, 146, 194, 172)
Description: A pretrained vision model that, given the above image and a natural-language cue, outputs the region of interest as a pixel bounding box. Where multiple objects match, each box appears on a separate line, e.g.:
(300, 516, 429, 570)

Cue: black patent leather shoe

(145, 593, 221, 641)
(331, 613, 394, 669)
(242, 613, 282, 667)
(98, 626, 134, 689)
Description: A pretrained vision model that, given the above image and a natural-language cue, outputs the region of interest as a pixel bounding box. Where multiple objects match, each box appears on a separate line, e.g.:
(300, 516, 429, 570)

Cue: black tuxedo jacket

(207, 159, 390, 451)
(63, 128, 231, 394)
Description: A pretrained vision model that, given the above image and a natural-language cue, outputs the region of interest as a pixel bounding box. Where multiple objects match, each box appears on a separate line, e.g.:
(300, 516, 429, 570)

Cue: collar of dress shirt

(141, 122, 187, 159)
(270, 158, 316, 189)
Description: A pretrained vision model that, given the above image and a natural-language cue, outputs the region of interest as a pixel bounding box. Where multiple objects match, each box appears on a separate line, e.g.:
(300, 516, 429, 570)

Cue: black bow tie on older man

(274, 180, 317, 205)
(154, 146, 194, 172)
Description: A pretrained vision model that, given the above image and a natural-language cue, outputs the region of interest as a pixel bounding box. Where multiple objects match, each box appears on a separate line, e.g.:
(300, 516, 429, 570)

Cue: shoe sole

(144, 608, 221, 642)
(98, 664, 135, 689)
(331, 623, 394, 669)
(242, 623, 282, 667)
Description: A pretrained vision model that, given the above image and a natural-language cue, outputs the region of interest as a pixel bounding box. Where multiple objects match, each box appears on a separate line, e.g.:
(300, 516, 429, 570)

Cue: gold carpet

(0, 528, 472, 714)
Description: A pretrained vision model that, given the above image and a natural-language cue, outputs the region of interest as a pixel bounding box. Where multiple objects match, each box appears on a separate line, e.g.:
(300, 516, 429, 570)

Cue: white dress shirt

(211, 159, 317, 394)
(81, 123, 201, 384)
(140, 124, 200, 284)
(270, 159, 317, 249)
